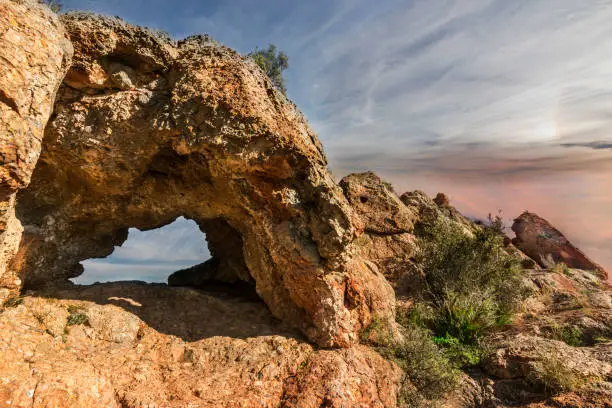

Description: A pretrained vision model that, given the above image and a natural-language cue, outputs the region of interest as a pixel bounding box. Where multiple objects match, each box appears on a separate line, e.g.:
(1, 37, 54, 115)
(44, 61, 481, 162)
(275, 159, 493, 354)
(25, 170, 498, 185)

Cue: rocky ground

(0, 282, 401, 407)
(0, 256, 609, 407)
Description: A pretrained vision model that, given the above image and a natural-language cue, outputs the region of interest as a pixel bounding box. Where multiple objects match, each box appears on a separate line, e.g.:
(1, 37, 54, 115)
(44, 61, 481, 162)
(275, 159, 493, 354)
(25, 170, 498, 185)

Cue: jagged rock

(2, 11, 395, 347)
(339, 172, 416, 235)
(0, 0, 73, 301)
(512, 212, 608, 280)
(400, 190, 475, 234)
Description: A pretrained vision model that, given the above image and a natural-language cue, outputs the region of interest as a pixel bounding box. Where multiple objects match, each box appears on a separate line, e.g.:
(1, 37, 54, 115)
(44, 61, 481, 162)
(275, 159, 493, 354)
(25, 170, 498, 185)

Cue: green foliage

(433, 334, 484, 368)
(415, 217, 528, 345)
(248, 44, 289, 95)
(66, 305, 89, 327)
(38, 0, 62, 12)
(2, 297, 24, 308)
(546, 324, 584, 347)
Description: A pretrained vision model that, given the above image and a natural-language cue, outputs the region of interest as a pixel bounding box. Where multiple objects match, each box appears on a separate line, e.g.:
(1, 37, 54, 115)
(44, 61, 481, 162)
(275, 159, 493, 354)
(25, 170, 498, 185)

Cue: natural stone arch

(10, 13, 396, 347)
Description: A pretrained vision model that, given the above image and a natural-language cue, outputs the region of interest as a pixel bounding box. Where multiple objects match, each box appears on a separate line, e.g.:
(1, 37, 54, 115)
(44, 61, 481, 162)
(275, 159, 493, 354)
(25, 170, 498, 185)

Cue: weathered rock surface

(3, 11, 396, 347)
(512, 212, 608, 280)
(484, 333, 611, 381)
(0, 0, 73, 302)
(340, 173, 420, 300)
(0, 283, 402, 408)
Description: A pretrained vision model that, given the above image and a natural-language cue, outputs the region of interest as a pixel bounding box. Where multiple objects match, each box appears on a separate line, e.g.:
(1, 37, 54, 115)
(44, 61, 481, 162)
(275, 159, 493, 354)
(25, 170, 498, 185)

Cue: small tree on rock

(39, 0, 62, 12)
(248, 44, 289, 95)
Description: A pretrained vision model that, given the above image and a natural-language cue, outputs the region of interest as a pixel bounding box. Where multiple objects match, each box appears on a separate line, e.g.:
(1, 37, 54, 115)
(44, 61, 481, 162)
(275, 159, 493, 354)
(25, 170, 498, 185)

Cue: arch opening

(73, 217, 210, 285)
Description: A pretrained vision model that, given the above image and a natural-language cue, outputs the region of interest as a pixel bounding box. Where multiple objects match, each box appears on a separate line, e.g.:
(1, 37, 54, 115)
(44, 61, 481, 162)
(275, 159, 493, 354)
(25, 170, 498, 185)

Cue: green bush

(248, 44, 289, 95)
(38, 0, 62, 12)
(414, 217, 528, 345)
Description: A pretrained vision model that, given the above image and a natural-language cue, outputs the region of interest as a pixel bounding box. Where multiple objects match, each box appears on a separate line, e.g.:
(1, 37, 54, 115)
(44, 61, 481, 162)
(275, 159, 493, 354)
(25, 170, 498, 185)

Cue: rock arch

(5, 12, 396, 347)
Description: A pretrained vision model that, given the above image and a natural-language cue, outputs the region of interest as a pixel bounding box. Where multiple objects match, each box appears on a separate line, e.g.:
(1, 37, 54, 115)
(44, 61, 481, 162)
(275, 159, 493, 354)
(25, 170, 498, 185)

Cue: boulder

(484, 333, 611, 383)
(512, 212, 608, 280)
(339, 172, 416, 235)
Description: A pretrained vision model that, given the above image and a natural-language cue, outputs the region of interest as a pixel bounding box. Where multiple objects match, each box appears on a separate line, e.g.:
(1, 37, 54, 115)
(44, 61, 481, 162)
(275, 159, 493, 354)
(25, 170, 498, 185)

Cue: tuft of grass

(3, 297, 24, 308)
(528, 354, 588, 394)
(546, 324, 584, 347)
(66, 305, 89, 327)
(551, 262, 572, 276)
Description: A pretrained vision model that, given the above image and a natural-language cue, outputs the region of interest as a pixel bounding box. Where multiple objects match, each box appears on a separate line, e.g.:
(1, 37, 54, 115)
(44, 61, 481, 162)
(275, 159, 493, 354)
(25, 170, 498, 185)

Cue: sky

(75, 217, 210, 284)
(64, 0, 612, 283)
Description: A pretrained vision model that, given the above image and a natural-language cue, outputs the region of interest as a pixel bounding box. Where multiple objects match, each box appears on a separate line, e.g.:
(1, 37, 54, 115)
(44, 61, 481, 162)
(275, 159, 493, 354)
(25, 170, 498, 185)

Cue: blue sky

(65, 0, 612, 282)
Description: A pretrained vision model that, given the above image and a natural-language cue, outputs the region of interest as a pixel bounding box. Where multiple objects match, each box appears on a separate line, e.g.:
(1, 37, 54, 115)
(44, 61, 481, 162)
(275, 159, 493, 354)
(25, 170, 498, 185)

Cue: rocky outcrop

(1, 4, 610, 407)
(339, 173, 419, 298)
(512, 212, 608, 280)
(0, 283, 402, 408)
(3, 11, 396, 347)
(0, 0, 73, 302)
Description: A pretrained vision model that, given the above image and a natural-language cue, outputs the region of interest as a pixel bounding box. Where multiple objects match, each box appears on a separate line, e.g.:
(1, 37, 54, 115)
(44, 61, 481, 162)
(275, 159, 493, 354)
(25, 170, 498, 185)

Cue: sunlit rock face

(6, 12, 396, 347)
(0, 0, 73, 301)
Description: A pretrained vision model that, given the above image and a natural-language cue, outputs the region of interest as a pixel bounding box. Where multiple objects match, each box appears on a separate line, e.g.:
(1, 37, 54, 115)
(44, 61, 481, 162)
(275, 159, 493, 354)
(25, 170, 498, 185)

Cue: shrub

(248, 44, 289, 95)
(389, 326, 459, 404)
(38, 0, 62, 12)
(528, 354, 587, 393)
(415, 217, 528, 345)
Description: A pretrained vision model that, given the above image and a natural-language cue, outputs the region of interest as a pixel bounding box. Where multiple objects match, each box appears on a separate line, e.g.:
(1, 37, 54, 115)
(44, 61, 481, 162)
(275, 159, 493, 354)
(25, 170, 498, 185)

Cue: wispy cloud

(62, 0, 612, 274)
